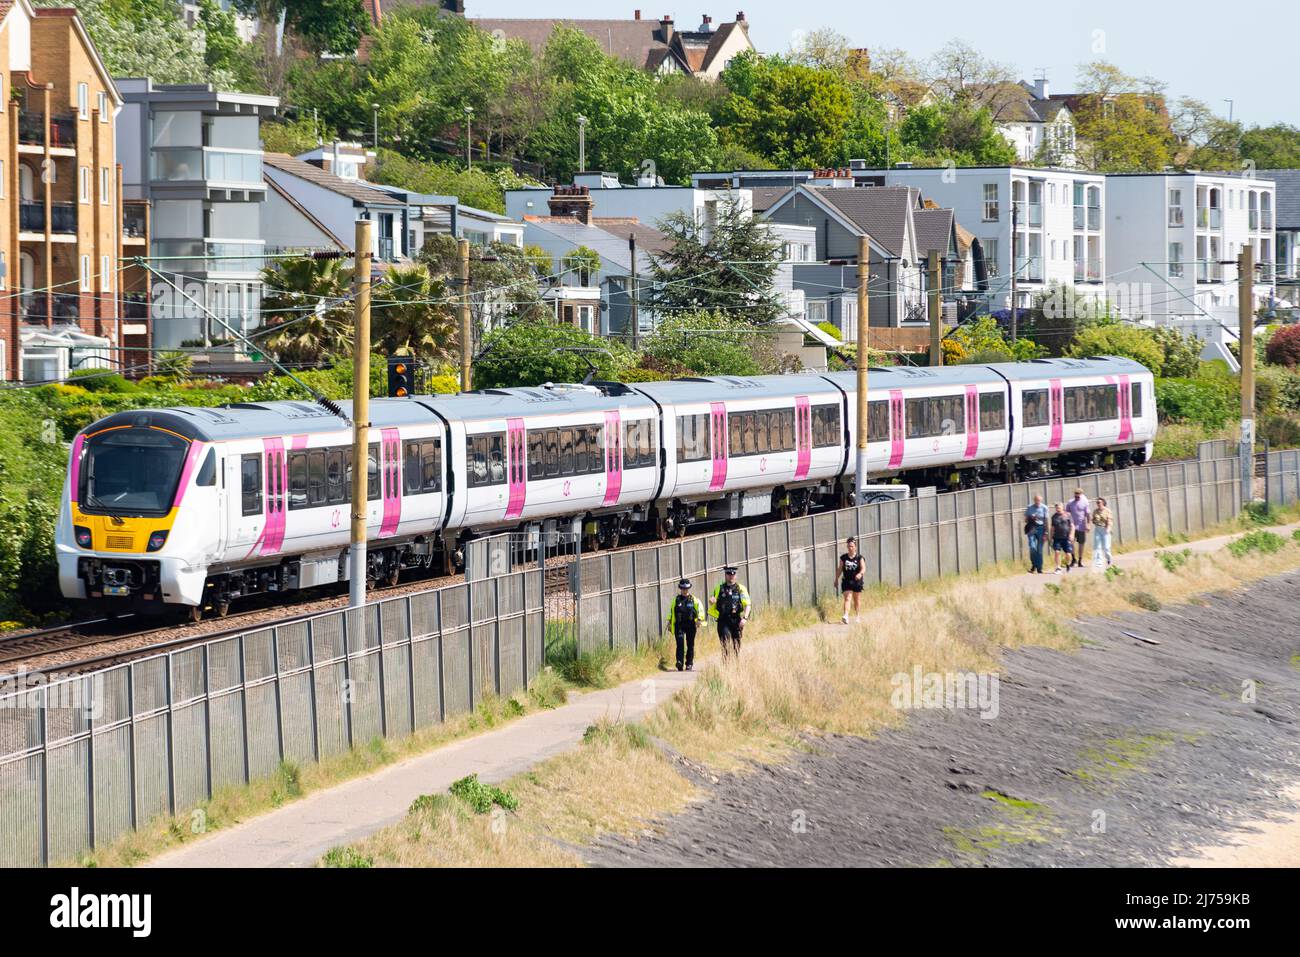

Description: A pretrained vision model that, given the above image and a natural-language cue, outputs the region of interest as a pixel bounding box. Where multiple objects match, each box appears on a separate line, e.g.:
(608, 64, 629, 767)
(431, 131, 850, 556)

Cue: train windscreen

(80, 428, 189, 516)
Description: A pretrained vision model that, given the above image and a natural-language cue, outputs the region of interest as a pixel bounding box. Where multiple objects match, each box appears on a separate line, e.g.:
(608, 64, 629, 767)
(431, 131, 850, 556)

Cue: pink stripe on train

(709, 402, 728, 491)
(888, 389, 904, 469)
(380, 427, 402, 536)
(171, 441, 205, 508)
(1048, 379, 1064, 452)
(602, 410, 623, 507)
(794, 395, 811, 480)
(963, 385, 979, 460)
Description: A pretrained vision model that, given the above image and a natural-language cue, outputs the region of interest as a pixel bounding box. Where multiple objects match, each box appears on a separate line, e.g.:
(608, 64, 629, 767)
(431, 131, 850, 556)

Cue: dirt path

(589, 573, 1300, 867)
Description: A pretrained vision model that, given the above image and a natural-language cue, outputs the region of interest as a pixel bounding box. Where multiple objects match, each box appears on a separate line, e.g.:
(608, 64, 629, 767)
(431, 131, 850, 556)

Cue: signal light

(75, 526, 92, 548)
(388, 356, 415, 398)
(147, 530, 169, 552)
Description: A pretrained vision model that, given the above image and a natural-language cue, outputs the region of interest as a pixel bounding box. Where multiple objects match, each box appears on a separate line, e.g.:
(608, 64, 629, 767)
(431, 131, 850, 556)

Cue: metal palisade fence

(0, 569, 544, 867)
(2, 445, 1298, 866)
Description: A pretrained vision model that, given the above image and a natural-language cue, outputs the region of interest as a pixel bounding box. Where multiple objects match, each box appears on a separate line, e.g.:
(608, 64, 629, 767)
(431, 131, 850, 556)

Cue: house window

(982, 183, 999, 221)
(983, 238, 999, 277)
(97, 91, 108, 122)
(100, 167, 111, 204)
(1168, 188, 1183, 226)
(0, 251, 6, 291)
(80, 167, 90, 203)
(1169, 242, 1184, 278)
(101, 255, 112, 290)
(80, 255, 91, 291)
(77, 83, 89, 120)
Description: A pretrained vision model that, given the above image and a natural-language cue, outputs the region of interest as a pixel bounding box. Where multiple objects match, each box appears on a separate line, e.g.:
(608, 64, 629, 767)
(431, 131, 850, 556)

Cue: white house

(979, 79, 1078, 168)
(856, 165, 1108, 312)
(1105, 172, 1277, 363)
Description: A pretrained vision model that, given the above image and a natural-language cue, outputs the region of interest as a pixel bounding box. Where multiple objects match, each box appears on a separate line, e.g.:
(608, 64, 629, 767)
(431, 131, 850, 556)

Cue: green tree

(473, 321, 632, 389)
(1065, 321, 1165, 373)
(896, 99, 1017, 167)
(642, 310, 768, 377)
(1151, 326, 1203, 378)
(260, 256, 354, 365)
(233, 0, 368, 55)
(372, 264, 456, 362)
(1072, 62, 1174, 171)
(949, 315, 1043, 362)
(198, 0, 242, 75)
(649, 198, 784, 324)
(1240, 124, 1300, 169)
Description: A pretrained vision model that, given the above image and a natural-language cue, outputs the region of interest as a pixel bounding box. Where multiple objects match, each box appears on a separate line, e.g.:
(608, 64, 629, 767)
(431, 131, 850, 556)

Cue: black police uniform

(666, 588, 704, 671)
(710, 577, 750, 659)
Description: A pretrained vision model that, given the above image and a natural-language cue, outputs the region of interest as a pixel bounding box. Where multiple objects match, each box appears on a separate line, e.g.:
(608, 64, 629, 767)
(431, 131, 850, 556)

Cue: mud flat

(589, 574, 1300, 867)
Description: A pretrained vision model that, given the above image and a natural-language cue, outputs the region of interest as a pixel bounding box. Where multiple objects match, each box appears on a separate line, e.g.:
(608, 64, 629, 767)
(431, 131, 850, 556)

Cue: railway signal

(388, 356, 415, 397)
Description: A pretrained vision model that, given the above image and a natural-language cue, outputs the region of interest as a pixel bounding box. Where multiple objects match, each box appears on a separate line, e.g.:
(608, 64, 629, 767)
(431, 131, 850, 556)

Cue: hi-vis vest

(710, 582, 751, 621)
(667, 594, 705, 632)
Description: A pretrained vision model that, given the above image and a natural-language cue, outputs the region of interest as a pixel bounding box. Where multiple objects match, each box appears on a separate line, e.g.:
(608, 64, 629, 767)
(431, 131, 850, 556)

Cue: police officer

(709, 566, 751, 660)
(666, 578, 705, 672)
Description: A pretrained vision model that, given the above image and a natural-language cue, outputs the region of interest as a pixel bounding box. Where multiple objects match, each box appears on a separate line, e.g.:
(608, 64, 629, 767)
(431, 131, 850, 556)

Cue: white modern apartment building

(1105, 172, 1277, 362)
(858, 165, 1107, 311)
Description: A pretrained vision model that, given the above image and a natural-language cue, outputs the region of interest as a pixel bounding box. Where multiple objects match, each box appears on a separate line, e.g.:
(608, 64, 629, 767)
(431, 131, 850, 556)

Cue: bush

(1065, 322, 1164, 374)
(65, 369, 135, 393)
(473, 321, 633, 389)
(1227, 530, 1287, 557)
(1264, 324, 1300, 368)
(1154, 378, 1234, 430)
(1259, 414, 1300, 450)
(1150, 326, 1203, 378)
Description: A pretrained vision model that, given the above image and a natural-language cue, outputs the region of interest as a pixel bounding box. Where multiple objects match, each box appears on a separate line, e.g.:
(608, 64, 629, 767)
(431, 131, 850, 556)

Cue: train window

(780, 410, 795, 451)
(677, 414, 708, 463)
(813, 404, 841, 448)
(527, 432, 545, 482)
(307, 450, 327, 505)
(905, 396, 964, 439)
(487, 435, 505, 484)
(641, 420, 655, 466)
(979, 392, 1005, 431)
(543, 430, 559, 477)
(288, 451, 309, 509)
(1064, 385, 1118, 424)
(1022, 390, 1049, 428)
(1131, 381, 1143, 417)
(573, 427, 590, 475)
(422, 441, 441, 492)
(559, 429, 574, 474)
(240, 454, 261, 516)
(754, 412, 770, 454)
(327, 450, 346, 502)
(367, 443, 380, 500)
(868, 400, 889, 442)
(404, 441, 423, 493)
(196, 448, 216, 487)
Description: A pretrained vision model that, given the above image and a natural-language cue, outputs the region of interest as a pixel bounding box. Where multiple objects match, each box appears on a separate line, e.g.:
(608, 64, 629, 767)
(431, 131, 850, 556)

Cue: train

(56, 356, 1156, 618)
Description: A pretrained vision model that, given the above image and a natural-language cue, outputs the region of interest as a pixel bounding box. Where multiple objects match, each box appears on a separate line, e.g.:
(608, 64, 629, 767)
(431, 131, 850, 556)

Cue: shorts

(1052, 537, 1073, 553)
(1073, 529, 1087, 545)
(841, 579, 863, 593)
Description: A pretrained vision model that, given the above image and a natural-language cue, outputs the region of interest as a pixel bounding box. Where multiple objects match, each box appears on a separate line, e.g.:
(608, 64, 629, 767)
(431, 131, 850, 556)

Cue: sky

(464, 0, 1298, 127)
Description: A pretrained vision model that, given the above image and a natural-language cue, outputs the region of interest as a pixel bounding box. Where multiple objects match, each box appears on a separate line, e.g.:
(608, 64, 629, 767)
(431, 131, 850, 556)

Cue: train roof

(630, 373, 842, 404)
(987, 356, 1152, 381)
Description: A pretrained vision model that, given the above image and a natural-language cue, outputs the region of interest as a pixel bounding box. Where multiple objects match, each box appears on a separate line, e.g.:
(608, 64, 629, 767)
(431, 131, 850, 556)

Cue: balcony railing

(17, 111, 77, 149)
(378, 237, 396, 261)
(121, 294, 149, 320)
(1073, 207, 1084, 230)
(123, 207, 147, 239)
(19, 291, 80, 323)
(1249, 211, 1259, 230)
(1197, 207, 1222, 230)
(151, 148, 263, 185)
(1015, 255, 1043, 281)
(1027, 202, 1042, 227)
(1262, 209, 1273, 229)
(1197, 260, 1224, 282)
(20, 201, 77, 233)
(1087, 207, 1101, 230)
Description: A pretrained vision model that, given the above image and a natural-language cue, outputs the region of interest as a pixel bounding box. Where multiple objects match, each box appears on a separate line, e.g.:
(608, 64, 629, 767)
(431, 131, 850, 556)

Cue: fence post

(342, 610, 354, 749)
(239, 636, 251, 785)
(271, 628, 285, 764)
(202, 644, 213, 800)
(40, 685, 49, 867)
(165, 652, 176, 816)
(306, 619, 321, 762)
(375, 604, 388, 739)
(406, 596, 417, 733)
(86, 677, 96, 851)
(127, 664, 138, 831)
(436, 590, 446, 724)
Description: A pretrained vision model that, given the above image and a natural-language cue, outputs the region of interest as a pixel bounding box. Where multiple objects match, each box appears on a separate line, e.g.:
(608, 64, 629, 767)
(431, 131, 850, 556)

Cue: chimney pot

(634, 9, 641, 18)
(736, 10, 745, 21)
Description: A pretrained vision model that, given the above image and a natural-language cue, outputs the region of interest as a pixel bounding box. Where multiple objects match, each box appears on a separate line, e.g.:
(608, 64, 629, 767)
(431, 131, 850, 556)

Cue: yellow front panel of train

(72, 506, 179, 552)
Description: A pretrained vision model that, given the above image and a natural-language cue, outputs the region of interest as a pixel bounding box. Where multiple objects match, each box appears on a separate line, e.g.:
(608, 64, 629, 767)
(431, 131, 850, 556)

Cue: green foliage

(1021, 283, 1122, 357)
(320, 846, 373, 868)
(1156, 549, 1192, 573)
(1126, 591, 1162, 612)
(259, 118, 323, 157)
(642, 311, 774, 377)
(1071, 63, 1174, 172)
(447, 774, 519, 814)
(370, 150, 535, 216)
(233, 0, 368, 56)
(1065, 322, 1164, 373)
(371, 264, 456, 362)
(472, 321, 632, 389)
(1150, 326, 1203, 379)
(950, 315, 1043, 363)
(1154, 377, 1234, 430)
(1239, 123, 1300, 168)
(259, 256, 355, 364)
(895, 98, 1018, 167)
(1227, 530, 1287, 557)
(649, 198, 784, 324)
(1260, 415, 1300, 451)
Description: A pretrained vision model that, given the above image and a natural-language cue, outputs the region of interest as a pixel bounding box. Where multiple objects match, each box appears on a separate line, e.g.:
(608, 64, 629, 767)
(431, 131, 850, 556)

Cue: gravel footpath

(588, 573, 1300, 867)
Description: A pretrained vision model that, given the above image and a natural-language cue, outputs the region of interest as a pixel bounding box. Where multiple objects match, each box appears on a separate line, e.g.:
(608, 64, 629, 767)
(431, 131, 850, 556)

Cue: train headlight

(75, 526, 92, 548)
(147, 530, 169, 552)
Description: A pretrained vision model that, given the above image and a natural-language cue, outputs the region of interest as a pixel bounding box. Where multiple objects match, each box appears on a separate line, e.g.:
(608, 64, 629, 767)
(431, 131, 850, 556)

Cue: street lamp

(577, 115, 587, 173)
(371, 103, 380, 150)
(464, 106, 474, 169)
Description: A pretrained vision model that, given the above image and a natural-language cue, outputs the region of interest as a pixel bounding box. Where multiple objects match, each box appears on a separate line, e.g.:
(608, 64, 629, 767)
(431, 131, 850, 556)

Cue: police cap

(724, 565, 738, 575)
(678, 578, 692, 590)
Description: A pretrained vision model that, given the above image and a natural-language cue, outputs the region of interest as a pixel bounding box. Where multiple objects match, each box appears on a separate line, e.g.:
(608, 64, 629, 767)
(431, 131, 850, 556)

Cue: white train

(56, 356, 1155, 616)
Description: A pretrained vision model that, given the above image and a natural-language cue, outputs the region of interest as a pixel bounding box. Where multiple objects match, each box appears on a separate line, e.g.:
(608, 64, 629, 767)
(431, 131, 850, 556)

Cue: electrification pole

(928, 249, 942, 366)
(857, 234, 871, 500)
(459, 238, 472, 392)
(628, 234, 639, 351)
(349, 219, 373, 608)
(1239, 244, 1256, 506)
(1010, 200, 1019, 342)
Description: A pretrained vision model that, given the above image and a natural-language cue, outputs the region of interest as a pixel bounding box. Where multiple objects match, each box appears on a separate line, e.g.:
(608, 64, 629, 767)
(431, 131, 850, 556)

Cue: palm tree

(260, 256, 354, 365)
(372, 263, 457, 362)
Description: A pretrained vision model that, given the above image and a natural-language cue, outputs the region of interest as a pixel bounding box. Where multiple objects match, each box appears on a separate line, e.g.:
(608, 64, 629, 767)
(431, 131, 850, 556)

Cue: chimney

(1032, 76, 1049, 100)
(548, 185, 594, 225)
(700, 14, 712, 31)
(660, 15, 674, 42)
(736, 10, 745, 21)
(634, 9, 641, 19)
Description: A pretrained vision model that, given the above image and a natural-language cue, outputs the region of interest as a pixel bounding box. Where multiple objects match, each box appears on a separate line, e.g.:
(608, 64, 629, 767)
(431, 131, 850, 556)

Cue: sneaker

(686, 664, 693, 671)
(841, 614, 849, 624)
(1054, 567, 1063, 575)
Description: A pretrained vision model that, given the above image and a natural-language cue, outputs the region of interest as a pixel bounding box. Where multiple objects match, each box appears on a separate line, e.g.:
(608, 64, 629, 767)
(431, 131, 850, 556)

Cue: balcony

(1027, 202, 1042, 228)
(17, 111, 77, 149)
(1073, 207, 1084, 230)
(1196, 207, 1222, 230)
(121, 294, 149, 320)
(152, 239, 264, 273)
(19, 291, 80, 323)
(151, 148, 262, 186)
(20, 201, 77, 234)
(1087, 207, 1101, 230)
(1015, 255, 1044, 282)
(123, 206, 148, 240)
(377, 236, 396, 261)
(1249, 211, 1259, 230)
(1197, 260, 1224, 283)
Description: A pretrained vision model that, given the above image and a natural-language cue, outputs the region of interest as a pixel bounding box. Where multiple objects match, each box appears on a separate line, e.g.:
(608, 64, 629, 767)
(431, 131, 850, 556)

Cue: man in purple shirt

(1065, 488, 1091, 568)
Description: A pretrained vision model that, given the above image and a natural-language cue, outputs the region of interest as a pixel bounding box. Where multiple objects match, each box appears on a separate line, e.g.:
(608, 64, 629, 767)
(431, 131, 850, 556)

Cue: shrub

(1065, 322, 1164, 374)
(448, 774, 519, 814)
(1151, 326, 1203, 378)
(1154, 378, 1234, 430)
(1227, 530, 1287, 557)
(1264, 324, 1300, 368)
(1126, 591, 1162, 612)
(1260, 414, 1300, 450)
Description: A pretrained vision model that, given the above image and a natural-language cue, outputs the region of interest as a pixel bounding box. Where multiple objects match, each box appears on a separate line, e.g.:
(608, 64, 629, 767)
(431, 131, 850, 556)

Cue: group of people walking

(1024, 488, 1115, 574)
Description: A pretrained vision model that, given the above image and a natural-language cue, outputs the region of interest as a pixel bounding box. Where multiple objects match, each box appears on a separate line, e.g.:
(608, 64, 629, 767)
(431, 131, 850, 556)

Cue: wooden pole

(928, 249, 942, 366)
(458, 238, 472, 392)
(349, 219, 373, 608)
(856, 234, 871, 500)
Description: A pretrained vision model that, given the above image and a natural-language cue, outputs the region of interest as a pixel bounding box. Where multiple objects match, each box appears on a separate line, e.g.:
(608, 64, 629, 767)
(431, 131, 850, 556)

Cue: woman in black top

(838, 536, 865, 623)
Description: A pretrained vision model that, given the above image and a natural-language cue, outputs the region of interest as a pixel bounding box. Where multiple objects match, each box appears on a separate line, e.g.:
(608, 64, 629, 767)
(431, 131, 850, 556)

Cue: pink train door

(379, 428, 401, 537)
(259, 438, 286, 556)
(1048, 379, 1064, 451)
(602, 410, 623, 506)
(794, 396, 811, 480)
(888, 389, 905, 470)
(709, 402, 728, 491)
(1117, 375, 1133, 442)
(505, 417, 527, 520)
(963, 385, 980, 460)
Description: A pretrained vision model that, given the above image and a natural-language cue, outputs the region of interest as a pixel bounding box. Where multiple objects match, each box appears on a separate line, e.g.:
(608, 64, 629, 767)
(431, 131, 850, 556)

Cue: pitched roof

(265, 176, 349, 251)
(971, 81, 1070, 124)
(750, 186, 791, 213)
(1256, 169, 1300, 229)
(262, 152, 405, 207)
(591, 217, 673, 256)
(523, 216, 668, 273)
(913, 206, 955, 257)
(808, 185, 918, 258)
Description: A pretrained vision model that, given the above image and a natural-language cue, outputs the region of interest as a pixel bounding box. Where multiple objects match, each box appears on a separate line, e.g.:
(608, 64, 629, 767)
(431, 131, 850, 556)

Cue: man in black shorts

(665, 578, 705, 671)
(838, 536, 865, 623)
(709, 566, 751, 660)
